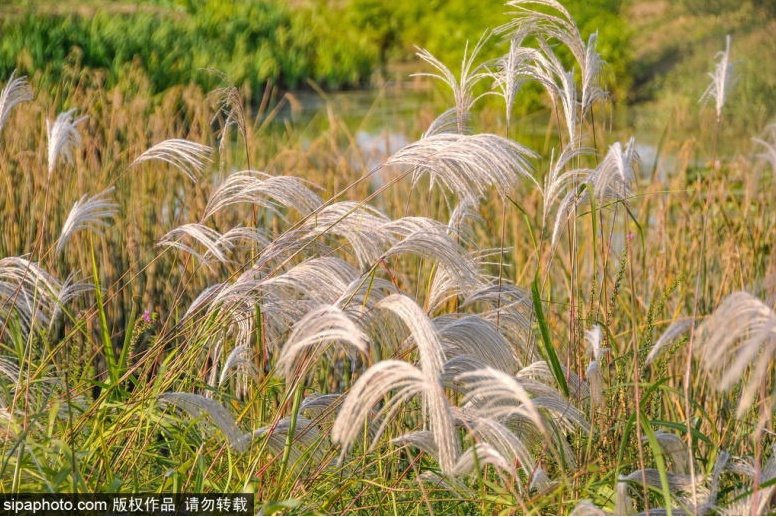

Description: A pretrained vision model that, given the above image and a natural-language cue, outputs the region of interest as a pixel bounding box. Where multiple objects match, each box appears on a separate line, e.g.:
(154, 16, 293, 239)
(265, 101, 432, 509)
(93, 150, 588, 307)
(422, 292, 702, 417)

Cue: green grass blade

(531, 276, 569, 397)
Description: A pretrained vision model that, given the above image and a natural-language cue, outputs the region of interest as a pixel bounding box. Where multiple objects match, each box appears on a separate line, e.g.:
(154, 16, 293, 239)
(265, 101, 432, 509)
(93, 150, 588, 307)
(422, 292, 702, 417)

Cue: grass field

(0, 0, 775, 515)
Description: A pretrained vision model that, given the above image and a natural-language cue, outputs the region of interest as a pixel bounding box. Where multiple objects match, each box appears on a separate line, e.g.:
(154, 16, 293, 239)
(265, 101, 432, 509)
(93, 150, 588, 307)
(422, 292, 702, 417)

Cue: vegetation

(0, 0, 629, 102)
(1, 0, 776, 515)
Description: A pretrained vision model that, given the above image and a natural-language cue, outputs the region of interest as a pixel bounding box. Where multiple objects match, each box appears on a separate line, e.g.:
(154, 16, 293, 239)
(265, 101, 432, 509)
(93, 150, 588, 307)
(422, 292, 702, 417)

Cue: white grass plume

(696, 291, 776, 417)
(552, 138, 638, 246)
(47, 108, 87, 176)
(203, 170, 321, 221)
(331, 359, 459, 475)
(301, 201, 391, 268)
(129, 138, 213, 182)
(56, 188, 118, 254)
(385, 132, 538, 201)
(381, 228, 482, 298)
(376, 294, 445, 377)
(157, 223, 231, 266)
(435, 314, 520, 373)
(392, 431, 515, 478)
(414, 31, 491, 134)
(700, 35, 737, 122)
(158, 392, 247, 452)
(276, 304, 369, 384)
(0, 257, 62, 337)
(0, 71, 33, 137)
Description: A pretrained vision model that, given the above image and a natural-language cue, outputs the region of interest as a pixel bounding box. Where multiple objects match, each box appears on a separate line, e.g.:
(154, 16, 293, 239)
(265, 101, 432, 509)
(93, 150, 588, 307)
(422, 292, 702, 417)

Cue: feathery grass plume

(158, 392, 249, 452)
(721, 446, 776, 516)
(457, 367, 590, 449)
(331, 359, 459, 475)
(0, 257, 62, 338)
(157, 223, 232, 266)
(541, 141, 594, 229)
(413, 31, 491, 134)
(700, 35, 737, 122)
(276, 304, 369, 384)
(621, 468, 710, 513)
(645, 319, 695, 367)
(218, 345, 259, 386)
(376, 294, 446, 376)
(385, 132, 538, 202)
(56, 188, 118, 254)
(448, 196, 484, 242)
(648, 432, 691, 475)
(47, 108, 87, 176)
(300, 201, 391, 268)
(0, 71, 33, 137)
(517, 361, 588, 400)
(208, 76, 248, 160)
(392, 431, 516, 478)
(615, 475, 633, 516)
(129, 138, 213, 182)
(752, 123, 776, 173)
(552, 138, 638, 246)
(462, 284, 537, 360)
(486, 31, 535, 130)
(262, 257, 359, 305)
(250, 416, 328, 470)
(203, 170, 322, 221)
(585, 325, 608, 407)
(570, 500, 609, 516)
(695, 291, 776, 417)
(435, 314, 520, 373)
(528, 38, 579, 142)
(382, 228, 482, 300)
(499, 0, 606, 112)
(452, 406, 536, 478)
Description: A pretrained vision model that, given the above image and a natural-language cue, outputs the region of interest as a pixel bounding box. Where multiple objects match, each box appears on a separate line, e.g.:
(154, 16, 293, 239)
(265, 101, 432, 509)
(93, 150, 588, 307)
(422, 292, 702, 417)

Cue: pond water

(275, 83, 729, 184)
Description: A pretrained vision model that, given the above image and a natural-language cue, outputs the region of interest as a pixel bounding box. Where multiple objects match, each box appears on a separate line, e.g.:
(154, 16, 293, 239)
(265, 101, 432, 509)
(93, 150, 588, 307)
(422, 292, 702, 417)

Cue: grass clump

(1, 1, 776, 515)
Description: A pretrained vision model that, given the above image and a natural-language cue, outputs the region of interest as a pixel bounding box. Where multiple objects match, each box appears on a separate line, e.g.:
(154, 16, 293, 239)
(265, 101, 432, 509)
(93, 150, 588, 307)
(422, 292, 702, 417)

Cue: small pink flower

(627, 233, 635, 241)
(142, 310, 151, 323)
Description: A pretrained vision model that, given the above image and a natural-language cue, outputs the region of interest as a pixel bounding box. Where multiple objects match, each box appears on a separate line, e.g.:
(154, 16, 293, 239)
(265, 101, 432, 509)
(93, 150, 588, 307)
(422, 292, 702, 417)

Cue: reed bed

(0, 1, 774, 514)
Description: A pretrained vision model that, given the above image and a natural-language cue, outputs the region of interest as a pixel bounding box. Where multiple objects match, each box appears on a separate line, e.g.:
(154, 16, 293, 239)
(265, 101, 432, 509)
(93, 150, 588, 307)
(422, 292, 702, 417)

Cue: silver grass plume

(570, 500, 609, 516)
(435, 315, 520, 373)
(385, 132, 538, 202)
(700, 35, 737, 122)
(585, 325, 609, 408)
(203, 170, 321, 221)
(331, 359, 459, 475)
(753, 123, 776, 173)
(552, 138, 638, 246)
(381, 228, 482, 299)
(541, 141, 594, 231)
(499, 0, 606, 120)
(276, 304, 369, 384)
(392, 431, 515, 478)
(251, 416, 328, 471)
(158, 392, 248, 452)
(47, 108, 87, 176)
(0, 71, 33, 137)
(0, 257, 63, 338)
(300, 201, 391, 268)
(452, 405, 536, 478)
(414, 31, 491, 134)
(208, 78, 248, 161)
(696, 291, 776, 417)
(487, 31, 535, 129)
(129, 138, 213, 182)
(157, 223, 232, 266)
(56, 188, 118, 254)
(648, 432, 691, 475)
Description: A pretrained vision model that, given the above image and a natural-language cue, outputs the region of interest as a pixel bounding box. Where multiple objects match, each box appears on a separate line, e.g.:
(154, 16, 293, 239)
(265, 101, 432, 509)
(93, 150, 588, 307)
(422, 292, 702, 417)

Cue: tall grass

(0, 3, 775, 515)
